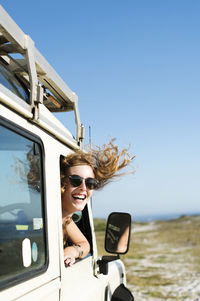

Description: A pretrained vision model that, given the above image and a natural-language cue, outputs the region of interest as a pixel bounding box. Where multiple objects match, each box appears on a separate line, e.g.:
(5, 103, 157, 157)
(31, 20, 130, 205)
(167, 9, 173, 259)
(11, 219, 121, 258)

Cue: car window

(0, 62, 29, 103)
(0, 121, 47, 289)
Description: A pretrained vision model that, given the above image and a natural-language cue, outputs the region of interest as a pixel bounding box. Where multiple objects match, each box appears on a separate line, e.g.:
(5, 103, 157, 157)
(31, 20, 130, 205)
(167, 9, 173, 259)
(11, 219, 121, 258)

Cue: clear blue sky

(2, 1, 200, 219)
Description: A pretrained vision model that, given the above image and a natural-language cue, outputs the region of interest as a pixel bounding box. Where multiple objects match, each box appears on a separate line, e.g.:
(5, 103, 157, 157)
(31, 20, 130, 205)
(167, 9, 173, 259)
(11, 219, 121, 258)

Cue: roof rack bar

(35, 48, 75, 104)
(0, 6, 26, 52)
(25, 34, 38, 107)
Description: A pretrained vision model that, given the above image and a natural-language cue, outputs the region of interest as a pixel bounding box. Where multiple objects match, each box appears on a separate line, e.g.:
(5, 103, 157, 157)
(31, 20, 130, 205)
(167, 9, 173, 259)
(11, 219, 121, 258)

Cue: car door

(0, 116, 60, 301)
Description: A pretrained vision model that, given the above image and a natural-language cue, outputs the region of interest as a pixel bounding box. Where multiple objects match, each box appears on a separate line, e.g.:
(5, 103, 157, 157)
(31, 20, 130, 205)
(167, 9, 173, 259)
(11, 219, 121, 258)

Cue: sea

(132, 211, 200, 223)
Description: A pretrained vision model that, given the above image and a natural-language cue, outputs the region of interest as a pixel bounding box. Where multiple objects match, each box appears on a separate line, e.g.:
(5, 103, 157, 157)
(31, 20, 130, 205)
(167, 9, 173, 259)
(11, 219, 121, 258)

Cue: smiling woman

(60, 139, 134, 267)
(62, 165, 95, 215)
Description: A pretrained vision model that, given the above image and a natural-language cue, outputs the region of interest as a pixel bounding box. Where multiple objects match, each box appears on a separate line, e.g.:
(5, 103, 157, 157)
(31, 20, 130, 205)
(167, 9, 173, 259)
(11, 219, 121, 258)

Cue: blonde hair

(60, 139, 135, 194)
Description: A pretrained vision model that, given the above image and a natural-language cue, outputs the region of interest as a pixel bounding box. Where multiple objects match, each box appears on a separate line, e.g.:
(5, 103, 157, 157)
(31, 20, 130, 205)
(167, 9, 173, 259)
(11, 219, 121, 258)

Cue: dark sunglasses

(68, 175, 99, 190)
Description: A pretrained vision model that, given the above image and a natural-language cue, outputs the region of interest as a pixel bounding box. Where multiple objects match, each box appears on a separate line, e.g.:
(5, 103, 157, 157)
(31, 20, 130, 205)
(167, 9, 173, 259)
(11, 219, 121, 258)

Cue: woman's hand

(64, 256, 76, 267)
(64, 245, 78, 267)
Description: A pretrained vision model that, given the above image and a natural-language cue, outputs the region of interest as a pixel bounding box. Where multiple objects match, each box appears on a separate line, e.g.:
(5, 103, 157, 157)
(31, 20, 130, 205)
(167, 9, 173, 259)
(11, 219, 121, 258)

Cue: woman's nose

(79, 179, 87, 190)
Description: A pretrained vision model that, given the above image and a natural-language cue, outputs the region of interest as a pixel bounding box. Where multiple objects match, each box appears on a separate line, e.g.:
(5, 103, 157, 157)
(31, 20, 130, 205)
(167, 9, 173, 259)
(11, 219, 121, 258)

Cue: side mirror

(105, 212, 131, 254)
(72, 211, 82, 223)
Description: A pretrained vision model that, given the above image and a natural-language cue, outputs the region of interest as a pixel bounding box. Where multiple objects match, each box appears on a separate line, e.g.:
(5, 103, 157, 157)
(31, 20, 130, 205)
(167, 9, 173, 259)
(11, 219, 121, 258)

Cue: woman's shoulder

(63, 216, 73, 227)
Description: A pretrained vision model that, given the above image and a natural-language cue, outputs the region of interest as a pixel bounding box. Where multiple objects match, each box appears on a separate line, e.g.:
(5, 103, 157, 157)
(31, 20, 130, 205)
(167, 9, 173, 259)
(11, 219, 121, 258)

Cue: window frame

(0, 117, 49, 291)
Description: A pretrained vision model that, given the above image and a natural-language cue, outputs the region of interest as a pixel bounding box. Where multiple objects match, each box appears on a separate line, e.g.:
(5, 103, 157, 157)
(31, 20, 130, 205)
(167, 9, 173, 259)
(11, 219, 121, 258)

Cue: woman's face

(62, 165, 95, 215)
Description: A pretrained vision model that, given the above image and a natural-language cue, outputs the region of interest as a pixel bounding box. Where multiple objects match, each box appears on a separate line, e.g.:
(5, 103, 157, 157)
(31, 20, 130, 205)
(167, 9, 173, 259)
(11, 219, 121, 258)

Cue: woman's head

(61, 164, 95, 215)
(60, 151, 95, 195)
(60, 139, 135, 214)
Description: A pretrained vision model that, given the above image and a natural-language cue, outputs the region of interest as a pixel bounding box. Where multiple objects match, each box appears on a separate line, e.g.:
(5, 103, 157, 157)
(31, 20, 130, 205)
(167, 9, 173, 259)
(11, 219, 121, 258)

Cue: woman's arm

(64, 220, 90, 266)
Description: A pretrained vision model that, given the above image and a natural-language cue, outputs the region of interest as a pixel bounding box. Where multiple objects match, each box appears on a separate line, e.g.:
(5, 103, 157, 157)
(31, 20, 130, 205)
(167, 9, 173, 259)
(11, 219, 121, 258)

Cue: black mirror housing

(105, 212, 132, 254)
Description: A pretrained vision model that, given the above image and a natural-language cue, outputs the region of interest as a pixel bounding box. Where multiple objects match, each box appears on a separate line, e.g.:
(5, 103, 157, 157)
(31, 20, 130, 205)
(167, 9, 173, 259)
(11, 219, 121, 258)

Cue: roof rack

(0, 5, 84, 146)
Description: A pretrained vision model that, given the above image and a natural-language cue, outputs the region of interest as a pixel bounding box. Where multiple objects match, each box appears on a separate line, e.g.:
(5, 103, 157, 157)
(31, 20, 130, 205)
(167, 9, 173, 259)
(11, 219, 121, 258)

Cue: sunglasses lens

(69, 175, 82, 187)
(85, 178, 99, 190)
(68, 175, 99, 190)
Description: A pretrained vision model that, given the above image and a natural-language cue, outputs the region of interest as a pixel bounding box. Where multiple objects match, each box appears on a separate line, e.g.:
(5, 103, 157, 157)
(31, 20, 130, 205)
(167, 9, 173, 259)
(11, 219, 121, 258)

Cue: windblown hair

(14, 146, 41, 192)
(60, 139, 135, 194)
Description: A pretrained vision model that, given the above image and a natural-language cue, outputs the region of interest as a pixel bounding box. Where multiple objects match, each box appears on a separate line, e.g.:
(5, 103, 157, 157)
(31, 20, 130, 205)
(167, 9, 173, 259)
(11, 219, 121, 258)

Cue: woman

(60, 140, 134, 266)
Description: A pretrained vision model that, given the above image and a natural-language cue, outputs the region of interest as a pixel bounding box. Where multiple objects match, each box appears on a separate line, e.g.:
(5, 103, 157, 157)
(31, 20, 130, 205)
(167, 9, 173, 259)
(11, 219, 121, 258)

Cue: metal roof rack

(0, 5, 84, 146)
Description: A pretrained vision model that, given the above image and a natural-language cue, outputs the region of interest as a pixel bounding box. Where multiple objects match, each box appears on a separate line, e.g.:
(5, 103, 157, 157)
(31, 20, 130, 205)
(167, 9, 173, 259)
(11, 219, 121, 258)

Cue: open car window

(60, 156, 93, 261)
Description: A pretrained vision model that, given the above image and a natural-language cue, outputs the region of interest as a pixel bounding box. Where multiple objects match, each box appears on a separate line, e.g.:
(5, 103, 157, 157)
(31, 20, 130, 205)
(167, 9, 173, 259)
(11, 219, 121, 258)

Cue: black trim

(111, 284, 134, 301)
(81, 205, 93, 255)
(0, 117, 49, 291)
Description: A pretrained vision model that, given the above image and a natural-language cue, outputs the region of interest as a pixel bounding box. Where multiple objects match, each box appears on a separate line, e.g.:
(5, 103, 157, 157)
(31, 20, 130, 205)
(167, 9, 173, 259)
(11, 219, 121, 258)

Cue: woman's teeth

(73, 195, 86, 200)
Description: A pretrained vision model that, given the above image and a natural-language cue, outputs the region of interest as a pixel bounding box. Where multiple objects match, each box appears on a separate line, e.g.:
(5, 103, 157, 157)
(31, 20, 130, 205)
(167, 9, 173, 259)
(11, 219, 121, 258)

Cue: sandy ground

(128, 272, 200, 301)
(125, 222, 200, 301)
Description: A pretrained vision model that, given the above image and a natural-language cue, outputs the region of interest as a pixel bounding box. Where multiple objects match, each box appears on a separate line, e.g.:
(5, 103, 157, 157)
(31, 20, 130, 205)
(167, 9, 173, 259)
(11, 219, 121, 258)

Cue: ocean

(132, 211, 200, 222)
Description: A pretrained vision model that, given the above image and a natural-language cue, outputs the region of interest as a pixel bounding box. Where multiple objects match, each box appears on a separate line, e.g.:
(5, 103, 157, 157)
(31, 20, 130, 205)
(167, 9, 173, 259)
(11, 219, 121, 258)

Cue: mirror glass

(105, 212, 131, 254)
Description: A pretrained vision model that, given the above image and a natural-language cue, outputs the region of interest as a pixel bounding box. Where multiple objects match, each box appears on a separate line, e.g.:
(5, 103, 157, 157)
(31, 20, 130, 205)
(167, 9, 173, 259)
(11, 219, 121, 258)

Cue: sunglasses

(68, 175, 99, 190)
